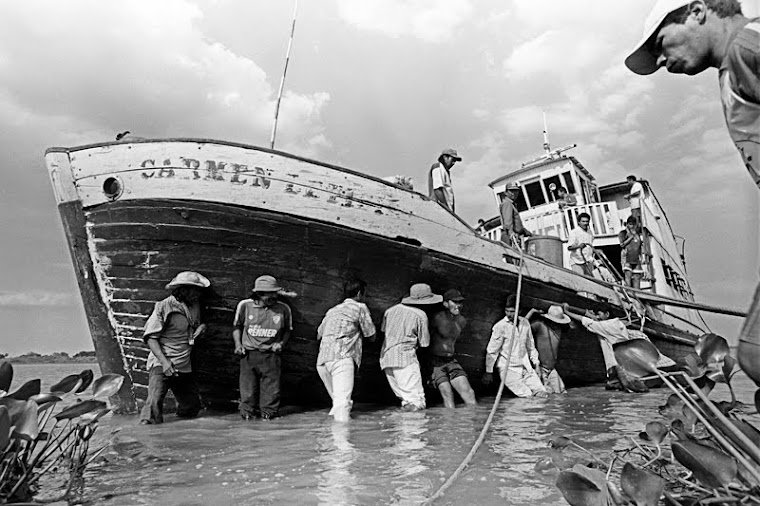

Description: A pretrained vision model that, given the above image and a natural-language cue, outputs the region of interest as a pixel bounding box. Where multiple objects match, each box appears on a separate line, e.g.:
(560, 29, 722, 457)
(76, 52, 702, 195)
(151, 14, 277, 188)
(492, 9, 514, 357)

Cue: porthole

(102, 176, 123, 200)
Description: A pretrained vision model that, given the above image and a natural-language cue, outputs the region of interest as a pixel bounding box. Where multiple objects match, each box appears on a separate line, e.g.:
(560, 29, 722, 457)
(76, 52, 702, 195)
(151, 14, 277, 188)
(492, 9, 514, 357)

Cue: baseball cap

(625, 0, 691, 75)
(443, 289, 465, 302)
(440, 148, 462, 161)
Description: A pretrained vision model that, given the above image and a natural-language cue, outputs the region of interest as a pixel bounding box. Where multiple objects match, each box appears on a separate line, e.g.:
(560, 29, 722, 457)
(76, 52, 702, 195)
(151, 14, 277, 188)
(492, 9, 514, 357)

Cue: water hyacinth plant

(0, 361, 123, 504)
(549, 333, 760, 505)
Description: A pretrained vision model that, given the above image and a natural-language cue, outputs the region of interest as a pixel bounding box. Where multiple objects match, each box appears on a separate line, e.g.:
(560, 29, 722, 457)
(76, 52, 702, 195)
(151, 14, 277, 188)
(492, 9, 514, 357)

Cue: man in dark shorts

(619, 216, 644, 289)
(427, 289, 477, 408)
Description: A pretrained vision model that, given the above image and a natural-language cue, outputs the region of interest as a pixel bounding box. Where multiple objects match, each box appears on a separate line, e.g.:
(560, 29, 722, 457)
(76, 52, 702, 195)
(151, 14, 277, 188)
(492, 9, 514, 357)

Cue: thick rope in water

(422, 244, 527, 505)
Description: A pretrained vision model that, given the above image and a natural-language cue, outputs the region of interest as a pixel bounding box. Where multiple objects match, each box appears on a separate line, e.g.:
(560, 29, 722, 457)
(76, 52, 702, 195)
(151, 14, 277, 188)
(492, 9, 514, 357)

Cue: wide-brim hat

(440, 148, 462, 161)
(402, 283, 443, 305)
(543, 305, 571, 324)
(625, 0, 691, 75)
(253, 275, 282, 292)
(165, 271, 211, 290)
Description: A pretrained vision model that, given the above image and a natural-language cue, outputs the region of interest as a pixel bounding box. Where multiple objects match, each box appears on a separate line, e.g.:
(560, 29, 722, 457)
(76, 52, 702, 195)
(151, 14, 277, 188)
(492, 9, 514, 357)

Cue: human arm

(272, 305, 293, 352)
(146, 337, 177, 376)
(417, 313, 430, 349)
(359, 305, 377, 342)
(525, 308, 541, 320)
(499, 200, 514, 236)
(192, 323, 207, 340)
(434, 188, 452, 212)
(232, 301, 246, 355)
(566, 229, 586, 251)
(524, 322, 540, 367)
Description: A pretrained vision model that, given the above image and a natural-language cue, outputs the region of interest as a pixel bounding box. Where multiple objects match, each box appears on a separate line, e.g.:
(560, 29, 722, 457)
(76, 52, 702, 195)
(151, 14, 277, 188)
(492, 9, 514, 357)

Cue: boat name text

(140, 158, 271, 188)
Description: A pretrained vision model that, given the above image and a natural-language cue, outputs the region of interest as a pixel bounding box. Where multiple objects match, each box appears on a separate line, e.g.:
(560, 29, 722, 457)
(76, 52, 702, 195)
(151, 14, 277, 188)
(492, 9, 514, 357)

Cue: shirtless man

(427, 289, 477, 407)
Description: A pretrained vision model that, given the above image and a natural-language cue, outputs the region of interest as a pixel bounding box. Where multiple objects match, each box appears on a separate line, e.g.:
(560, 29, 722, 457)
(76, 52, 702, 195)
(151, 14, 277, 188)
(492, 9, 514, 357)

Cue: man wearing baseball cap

(499, 182, 533, 246)
(625, 0, 760, 388)
(428, 148, 462, 214)
(425, 289, 477, 408)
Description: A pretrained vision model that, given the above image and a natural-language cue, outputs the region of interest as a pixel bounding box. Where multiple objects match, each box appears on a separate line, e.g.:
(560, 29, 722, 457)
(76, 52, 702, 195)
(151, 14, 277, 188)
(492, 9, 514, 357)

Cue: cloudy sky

(0, 0, 758, 355)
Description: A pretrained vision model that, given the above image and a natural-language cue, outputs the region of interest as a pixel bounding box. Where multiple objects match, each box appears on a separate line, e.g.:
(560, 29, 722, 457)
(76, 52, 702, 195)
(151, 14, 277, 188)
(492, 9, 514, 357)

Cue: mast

(269, 0, 299, 150)
(542, 110, 551, 154)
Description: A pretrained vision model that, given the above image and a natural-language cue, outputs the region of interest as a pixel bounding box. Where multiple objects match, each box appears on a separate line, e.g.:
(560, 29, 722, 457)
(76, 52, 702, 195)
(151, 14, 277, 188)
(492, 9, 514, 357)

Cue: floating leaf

(0, 361, 12, 393)
(658, 395, 685, 422)
(694, 333, 729, 365)
(681, 406, 697, 430)
(54, 400, 107, 421)
(50, 374, 82, 395)
(620, 463, 664, 506)
(11, 400, 40, 441)
(6, 379, 41, 400)
(549, 436, 573, 449)
(91, 374, 124, 400)
(0, 406, 10, 448)
(672, 440, 737, 488)
(76, 369, 95, 393)
(642, 421, 668, 445)
(556, 464, 610, 506)
(613, 339, 659, 377)
(669, 419, 697, 442)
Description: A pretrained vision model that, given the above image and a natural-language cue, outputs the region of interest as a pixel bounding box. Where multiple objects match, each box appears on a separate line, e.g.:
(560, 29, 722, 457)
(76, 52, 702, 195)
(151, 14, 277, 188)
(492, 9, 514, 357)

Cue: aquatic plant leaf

(6, 379, 41, 400)
(549, 436, 573, 449)
(670, 419, 697, 442)
(620, 463, 664, 506)
(29, 393, 62, 411)
(606, 480, 628, 506)
(613, 339, 659, 378)
(732, 419, 760, 448)
(0, 406, 11, 448)
(76, 369, 95, 393)
(694, 333, 729, 365)
(680, 352, 706, 378)
(556, 464, 610, 506)
(643, 421, 668, 445)
(50, 374, 82, 394)
(0, 361, 13, 393)
(91, 374, 124, 400)
(756, 390, 760, 419)
(80, 408, 111, 425)
(681, 406, 697, 430)
(672, 440, 737, 488)
(11, 400, 40, 441)
(54, 399, 107, 420)
(658, 397, 685, 422)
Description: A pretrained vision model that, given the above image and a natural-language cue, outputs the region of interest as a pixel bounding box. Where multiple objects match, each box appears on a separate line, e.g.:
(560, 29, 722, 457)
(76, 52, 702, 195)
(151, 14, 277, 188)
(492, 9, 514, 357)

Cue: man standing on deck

(482, 294, 547, 398)
(426, 289, 477, 408)
(317, 277, 376, 422)
(624, 0, 760, 386)
(526, 305, 571, 394)
(234, 275, 292, 420)
(500, 182, 533, 246)
(625, 176, 644, 228)
(380, 284, 438, 411)
(428, 148, 462, 213)
(567, 213, 596, 276)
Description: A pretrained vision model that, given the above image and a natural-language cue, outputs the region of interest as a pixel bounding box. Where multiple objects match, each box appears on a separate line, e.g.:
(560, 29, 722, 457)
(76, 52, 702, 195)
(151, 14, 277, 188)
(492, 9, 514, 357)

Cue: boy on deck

(233, 275, 292, 420)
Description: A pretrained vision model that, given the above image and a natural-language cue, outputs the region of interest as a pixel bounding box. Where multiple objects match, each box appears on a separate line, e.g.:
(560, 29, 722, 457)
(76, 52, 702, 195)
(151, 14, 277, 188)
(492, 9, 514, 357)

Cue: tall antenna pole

(542, 110, 551, 154)
(270, 0, 299, 150)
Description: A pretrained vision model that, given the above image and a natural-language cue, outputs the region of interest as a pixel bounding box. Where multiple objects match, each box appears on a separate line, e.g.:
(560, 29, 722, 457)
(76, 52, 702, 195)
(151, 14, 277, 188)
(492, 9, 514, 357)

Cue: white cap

(625, 0, 691, 75)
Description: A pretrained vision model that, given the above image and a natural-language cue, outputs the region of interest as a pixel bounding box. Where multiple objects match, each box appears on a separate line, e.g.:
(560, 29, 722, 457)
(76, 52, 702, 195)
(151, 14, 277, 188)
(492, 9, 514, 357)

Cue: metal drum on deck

(525, 235, 564, 267)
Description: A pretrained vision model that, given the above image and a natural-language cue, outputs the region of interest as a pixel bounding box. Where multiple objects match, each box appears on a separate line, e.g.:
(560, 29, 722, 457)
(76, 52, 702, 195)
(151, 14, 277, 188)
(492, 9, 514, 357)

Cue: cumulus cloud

(336, 0, 473, 43)
(0, 0, 330, 152)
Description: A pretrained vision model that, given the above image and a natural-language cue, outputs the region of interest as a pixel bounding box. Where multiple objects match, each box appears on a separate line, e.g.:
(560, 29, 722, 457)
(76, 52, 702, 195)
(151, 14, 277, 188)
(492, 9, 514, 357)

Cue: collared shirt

(429, 162, 455, 211)
(581, 316, 628, 346)
(486, 316, 538, 372)
(499, 196, 528, 236)
(379, 304, 430, 369)
(143, 295, 200, 373)
(719, 18, 760, 189)
(629, 182, 643, 209)
(567, 226, 594, 265)
(317, 298, 376, 367)
(233, 299, 292, 351)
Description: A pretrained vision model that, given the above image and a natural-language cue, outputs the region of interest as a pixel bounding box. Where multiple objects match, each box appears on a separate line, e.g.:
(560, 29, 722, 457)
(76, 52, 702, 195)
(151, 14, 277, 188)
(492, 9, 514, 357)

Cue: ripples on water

(11, 364, 759, 505)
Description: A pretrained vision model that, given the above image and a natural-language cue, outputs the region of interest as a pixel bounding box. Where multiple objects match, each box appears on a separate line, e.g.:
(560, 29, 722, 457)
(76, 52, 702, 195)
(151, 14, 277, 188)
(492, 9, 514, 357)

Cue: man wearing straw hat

(140, 271, 210, 425)
(526, 305, 571, 394)
(624, 0, 760, 387)
(482, 294, 548, 398)
(379, 283, 439, 411)
(428, 148, 462, 213)
(233, 275, 292, 420)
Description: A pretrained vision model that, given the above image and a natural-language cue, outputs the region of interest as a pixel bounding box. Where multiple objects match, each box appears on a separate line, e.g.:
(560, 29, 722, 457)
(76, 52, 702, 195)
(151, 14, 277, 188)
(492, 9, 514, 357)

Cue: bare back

(428, 310, 466, 357)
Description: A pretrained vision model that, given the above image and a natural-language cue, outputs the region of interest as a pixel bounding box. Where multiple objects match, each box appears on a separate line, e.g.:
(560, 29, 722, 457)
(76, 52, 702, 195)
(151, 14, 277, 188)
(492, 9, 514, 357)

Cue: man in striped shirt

(317, 278, 376, 422)
(380, 284, 440, 411)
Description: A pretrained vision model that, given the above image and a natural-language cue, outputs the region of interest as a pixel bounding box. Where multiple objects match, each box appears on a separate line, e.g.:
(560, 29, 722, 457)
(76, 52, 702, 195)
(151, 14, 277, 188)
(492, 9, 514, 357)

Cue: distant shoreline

(4, 353, 98, 365)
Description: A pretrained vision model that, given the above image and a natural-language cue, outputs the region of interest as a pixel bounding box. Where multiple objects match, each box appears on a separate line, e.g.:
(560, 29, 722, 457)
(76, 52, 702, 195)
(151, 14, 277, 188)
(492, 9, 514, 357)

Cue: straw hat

(543, 305, 570, 324)
(252, 275, 282, 293)
(165, 271, 210, 290)
(402, 284, 443, 305)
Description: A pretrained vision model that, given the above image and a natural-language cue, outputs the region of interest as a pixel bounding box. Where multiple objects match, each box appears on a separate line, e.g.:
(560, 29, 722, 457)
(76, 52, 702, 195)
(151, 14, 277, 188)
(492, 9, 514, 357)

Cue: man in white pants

(317, 278, 376, 422)
(380, 284, 439, 410)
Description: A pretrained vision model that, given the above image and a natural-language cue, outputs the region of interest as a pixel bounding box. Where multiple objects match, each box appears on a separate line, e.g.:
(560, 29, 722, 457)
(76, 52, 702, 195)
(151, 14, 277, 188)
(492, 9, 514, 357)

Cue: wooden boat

(45, 138, 740, 413)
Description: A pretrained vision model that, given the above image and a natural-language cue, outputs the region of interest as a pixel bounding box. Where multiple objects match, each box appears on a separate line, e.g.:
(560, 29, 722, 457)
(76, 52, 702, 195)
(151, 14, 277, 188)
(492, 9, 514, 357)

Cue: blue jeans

(239, 350, 281, 417)
(140, 366, 201, 424)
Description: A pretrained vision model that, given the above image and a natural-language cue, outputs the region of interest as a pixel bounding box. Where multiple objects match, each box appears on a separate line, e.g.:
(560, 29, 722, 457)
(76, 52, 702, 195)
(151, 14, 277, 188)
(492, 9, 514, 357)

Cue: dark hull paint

(58, 198, 698, 413)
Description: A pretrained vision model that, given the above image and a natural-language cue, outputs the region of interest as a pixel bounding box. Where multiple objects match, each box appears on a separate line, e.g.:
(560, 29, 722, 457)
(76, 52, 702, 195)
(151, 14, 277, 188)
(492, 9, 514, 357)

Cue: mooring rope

(422, 243, 527, 505)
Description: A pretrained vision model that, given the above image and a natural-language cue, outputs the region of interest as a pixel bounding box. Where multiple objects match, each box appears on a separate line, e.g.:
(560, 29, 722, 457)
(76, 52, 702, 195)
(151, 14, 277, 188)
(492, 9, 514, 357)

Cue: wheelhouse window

(542, 175, 563, 202)
(561, 171, 576, 194)
(524, 181, 546, 207)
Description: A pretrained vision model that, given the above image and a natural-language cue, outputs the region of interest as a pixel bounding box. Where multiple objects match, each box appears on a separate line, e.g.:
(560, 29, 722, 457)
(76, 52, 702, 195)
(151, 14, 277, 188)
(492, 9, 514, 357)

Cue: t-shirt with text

(234, 299, 293, 351)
